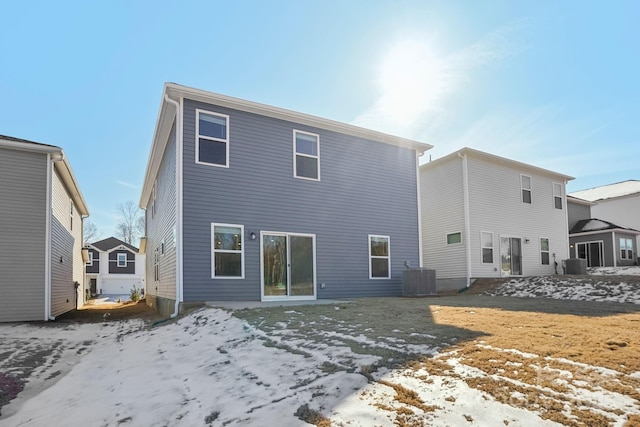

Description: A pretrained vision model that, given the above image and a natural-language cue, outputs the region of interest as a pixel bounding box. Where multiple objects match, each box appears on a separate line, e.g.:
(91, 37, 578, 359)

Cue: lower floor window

(369, 235, 390, 279)
(620, 238, 633, 259)
(540, 238, 550, 265)
(212, 223, 244, 278)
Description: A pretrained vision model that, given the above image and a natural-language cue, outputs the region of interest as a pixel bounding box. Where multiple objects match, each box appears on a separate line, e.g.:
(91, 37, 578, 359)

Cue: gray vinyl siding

(86, 248, 100, 273)
(50, 216, 76, 316)
(182, 99, 421, 301)
(108, 250, 136, 274)
(145, 122, 178, 302)
(569, 233, 614, 266)
(0, 148, 47, 322)
(567, 201, 591, 230)
(51, 170, 78, 316)
(419, 159, 466, 280)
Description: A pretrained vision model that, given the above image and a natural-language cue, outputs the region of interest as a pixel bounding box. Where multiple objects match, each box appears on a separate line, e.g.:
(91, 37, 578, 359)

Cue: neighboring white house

(420, 147, 574, 291)
(85, 237, 145, 297)
(569, 180, 640, 252)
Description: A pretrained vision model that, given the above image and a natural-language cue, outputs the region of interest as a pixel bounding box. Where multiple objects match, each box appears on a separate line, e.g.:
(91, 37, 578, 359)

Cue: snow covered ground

(1, 268, 639, 426)
(488, 267, 640, 304)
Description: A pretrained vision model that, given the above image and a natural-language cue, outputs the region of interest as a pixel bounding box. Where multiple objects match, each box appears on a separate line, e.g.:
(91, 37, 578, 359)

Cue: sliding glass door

(262, 232, 315, 300)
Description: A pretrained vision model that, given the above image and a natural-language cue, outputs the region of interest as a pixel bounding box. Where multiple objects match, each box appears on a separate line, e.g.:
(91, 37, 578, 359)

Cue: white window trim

(211, 223, 245, 279)
(521, 174, 532, 204)
(620, 237, 633, 259)
(446, 231, 462, 245)
(117, 253, 127, 267)
(553, 182, 563, 209)
(540, 237, 550, 265)
(154, 247, 160, 282)
(481, 231, 493, 264)
(196, 109, 230, 168)
(293, 130, 320, 181)
(368, 234, 390, 279)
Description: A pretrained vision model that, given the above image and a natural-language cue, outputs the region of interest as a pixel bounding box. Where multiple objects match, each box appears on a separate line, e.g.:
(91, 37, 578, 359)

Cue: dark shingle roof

(0, 134, 60, 149)
(570, 218, 640, 235)
(90, 237, 139, 253)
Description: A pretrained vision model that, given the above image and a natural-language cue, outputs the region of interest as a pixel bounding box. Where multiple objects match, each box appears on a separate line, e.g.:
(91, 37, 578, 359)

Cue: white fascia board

(0, 137, 62, 154)
(165, 83, 432, 152)
(53, 153, 90, 216)
(421, 147, 575, 182)
(570, 228, 640, 238)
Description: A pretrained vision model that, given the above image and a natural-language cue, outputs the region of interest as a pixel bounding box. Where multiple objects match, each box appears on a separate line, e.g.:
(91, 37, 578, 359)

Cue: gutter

(163, 94, 183, 318)
(458, 152, 472, 288)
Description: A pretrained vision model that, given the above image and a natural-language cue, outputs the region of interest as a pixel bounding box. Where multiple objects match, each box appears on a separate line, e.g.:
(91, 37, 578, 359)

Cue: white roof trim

(421, 147, 574, 181)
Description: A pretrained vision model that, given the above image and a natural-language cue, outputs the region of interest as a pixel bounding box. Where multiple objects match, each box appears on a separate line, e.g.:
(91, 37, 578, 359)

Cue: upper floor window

(87, 251, 94, 266)
(481, 232, 493, 264)
(117, 253, 127, 267)
(293, 130, 320, 180)
(540, 238, 550, 265)
(70, 200, 74, 230)
(447, 232, 462, 245)
(620, 238, 633, 259)
(211, 223, 244, 278)
(521, 175, 532, 204)
(196, 110, 229, 167)
(553, 182, 563, 209)
(369, 235, 390, 279)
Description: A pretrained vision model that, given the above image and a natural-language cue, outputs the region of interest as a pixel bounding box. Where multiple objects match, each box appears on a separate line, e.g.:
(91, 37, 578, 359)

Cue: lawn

(0, 274, 639, 426)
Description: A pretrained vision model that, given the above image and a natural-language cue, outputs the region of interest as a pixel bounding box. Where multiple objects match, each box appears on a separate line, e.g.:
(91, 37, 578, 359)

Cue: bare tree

(83, 219, 101, 245)
(116, 201, 144, 245)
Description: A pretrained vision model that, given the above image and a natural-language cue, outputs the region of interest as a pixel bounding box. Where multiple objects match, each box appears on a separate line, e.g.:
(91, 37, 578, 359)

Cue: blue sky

(1, 1, 638, 238)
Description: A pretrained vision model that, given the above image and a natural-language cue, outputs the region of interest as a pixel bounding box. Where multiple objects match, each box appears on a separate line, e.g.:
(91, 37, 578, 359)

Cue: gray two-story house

(0, 135, 89, 322)
(140, 83, 431, 316)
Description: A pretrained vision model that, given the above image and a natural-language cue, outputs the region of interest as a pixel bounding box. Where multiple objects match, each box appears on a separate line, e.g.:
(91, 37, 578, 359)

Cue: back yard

(1, 270, 639, 426)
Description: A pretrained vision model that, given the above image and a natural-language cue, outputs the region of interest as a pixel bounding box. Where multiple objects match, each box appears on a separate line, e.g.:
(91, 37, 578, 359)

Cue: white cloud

(114, 180, 139, 190)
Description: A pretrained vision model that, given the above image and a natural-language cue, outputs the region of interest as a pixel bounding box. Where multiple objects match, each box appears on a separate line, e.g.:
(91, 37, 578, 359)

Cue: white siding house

(85, 237, 145, 298)
(420, 147, 574, 291)
(569, 180, 640, 255)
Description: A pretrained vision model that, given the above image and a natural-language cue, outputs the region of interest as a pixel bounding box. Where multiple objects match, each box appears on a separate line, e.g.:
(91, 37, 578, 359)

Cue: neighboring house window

(447, 232, 462, 245)
(87, 251, 93, 266)
(117, 253, 127, 267)
(521, 175, 532, 204)
(211, 223, 244, 278)
(154, 247, 160, 282)
(481, 232, 493, 264)
(197, 110, 229, 167)
(540, 238, 550, 265)
(620, 238, 633, 259)
(151, 181, 157, 219)
(70, 200, 74, 230)
(553, 182, 563, 209)
(293, 130, 320, 180)
(369, 235, 390, 279)
(161, 240, 165, 256)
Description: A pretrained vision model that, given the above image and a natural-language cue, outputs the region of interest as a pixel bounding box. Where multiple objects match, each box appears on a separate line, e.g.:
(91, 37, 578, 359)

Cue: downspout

(458, 152, 472, 288)
(46, 152, 65, 320)
(164, 93, 183, 318)
(563, 180, 571, 261)
(612, 232, 617, 268)
(416, 151, 424, 267)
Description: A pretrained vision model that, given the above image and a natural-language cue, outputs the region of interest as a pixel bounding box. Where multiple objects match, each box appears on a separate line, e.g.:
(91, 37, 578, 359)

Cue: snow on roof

(569, 179, 640, 201)
(570, 218, 640, 234)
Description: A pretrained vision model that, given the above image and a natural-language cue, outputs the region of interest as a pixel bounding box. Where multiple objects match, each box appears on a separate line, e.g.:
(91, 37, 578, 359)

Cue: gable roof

(0, 135, 90, 216)
(90, 237, 139, 253)
(568, 180, 640, 202)
(421, 147, 574, 181)
(569, 218, 640, 235)
(140, 83, 433, 207)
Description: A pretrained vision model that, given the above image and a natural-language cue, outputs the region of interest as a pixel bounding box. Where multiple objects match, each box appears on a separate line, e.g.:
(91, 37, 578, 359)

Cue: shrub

(130, 285, 141, 302)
